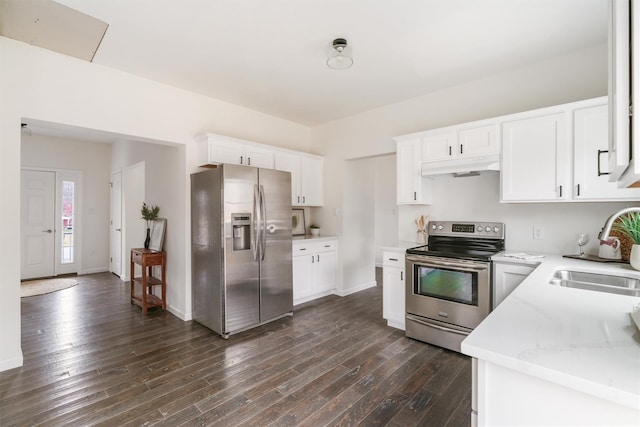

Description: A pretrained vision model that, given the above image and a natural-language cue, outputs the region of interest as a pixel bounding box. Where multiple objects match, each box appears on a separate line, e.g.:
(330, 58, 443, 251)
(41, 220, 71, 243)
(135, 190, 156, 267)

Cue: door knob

(43, 229, 53, 233)
(116, 228, 122, 231)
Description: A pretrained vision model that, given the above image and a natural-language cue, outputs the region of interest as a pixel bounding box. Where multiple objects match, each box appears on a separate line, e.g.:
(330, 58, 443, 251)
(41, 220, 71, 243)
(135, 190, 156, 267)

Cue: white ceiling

(37, 1, 608, 126)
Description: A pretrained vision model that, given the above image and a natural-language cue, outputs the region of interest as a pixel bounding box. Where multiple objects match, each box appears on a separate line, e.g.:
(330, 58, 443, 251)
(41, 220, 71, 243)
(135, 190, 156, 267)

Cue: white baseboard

(0, 354, 23, 373)
(294, 290, 334, 306)
(79, 267, 109, 275)
(167, 304, 191, 321)
(334, 280, 376, 297)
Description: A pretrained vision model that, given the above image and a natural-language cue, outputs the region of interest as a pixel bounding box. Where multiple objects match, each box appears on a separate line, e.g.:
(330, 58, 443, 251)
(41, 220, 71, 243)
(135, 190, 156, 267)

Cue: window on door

(61, 181, 74, 264)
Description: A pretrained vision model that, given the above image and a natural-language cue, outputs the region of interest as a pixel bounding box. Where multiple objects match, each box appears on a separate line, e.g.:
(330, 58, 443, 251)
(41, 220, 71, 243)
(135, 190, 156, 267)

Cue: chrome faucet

(598, 207, 640, 241)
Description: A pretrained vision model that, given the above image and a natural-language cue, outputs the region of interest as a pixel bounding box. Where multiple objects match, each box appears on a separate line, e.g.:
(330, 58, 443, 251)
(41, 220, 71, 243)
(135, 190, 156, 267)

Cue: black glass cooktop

(406, 236, 505, 262)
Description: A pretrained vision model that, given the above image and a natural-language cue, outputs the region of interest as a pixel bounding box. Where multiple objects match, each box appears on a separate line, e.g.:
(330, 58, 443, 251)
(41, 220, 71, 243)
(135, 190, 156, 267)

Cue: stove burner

(406, 221, 505, 261)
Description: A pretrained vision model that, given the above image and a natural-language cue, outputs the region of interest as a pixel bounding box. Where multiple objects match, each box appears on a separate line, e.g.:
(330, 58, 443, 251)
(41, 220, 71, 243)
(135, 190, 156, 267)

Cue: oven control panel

(428, 221, 505, 239)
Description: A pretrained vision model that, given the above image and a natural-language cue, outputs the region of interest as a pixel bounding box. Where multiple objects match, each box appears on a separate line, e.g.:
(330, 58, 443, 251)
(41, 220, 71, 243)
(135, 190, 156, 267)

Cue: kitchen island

(462, 255, 640, 426)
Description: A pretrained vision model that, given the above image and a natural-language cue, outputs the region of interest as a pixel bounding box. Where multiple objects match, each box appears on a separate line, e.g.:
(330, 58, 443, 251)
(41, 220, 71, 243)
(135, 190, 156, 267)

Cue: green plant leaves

(612, 212, 640, 245)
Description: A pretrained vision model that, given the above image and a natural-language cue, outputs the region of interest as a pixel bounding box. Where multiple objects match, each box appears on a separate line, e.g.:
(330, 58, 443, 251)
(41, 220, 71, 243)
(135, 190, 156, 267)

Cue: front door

(21, 170, 55, 280)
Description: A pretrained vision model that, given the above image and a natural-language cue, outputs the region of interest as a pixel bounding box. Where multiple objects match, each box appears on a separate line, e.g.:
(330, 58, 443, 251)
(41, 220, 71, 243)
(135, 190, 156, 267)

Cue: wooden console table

(130, 248, 166, 313)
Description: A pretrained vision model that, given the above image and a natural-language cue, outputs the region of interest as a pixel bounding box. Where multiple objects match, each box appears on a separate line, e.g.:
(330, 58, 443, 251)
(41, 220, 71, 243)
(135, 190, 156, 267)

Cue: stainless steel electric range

(405, 220, 505, 352)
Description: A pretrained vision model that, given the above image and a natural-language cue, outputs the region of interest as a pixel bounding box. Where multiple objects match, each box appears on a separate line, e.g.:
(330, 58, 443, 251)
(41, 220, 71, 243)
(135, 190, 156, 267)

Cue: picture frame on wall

(292, 209, 305, 236)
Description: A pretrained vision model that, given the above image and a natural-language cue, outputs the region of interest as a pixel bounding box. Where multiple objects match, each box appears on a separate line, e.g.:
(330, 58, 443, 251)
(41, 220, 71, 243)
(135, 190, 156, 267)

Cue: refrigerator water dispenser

(232, 213, 251, 251)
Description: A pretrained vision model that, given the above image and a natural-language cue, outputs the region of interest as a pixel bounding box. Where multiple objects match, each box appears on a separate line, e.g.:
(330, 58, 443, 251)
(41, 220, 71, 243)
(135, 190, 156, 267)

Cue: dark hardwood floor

(0, 271, 471, 426)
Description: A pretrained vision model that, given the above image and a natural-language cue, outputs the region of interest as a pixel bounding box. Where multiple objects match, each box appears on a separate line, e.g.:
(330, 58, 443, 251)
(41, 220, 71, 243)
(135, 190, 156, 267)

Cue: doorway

(21, 169, 82, 280)
(110, 170, 122, 277)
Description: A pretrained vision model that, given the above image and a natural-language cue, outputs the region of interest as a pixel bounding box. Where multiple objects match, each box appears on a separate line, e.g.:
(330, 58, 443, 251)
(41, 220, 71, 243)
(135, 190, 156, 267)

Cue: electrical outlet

(533, 226, 545, 240)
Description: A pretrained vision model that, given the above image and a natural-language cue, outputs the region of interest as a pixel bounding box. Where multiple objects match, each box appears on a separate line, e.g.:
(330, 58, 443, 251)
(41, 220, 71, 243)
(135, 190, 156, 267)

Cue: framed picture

(292, 209, 305, 236)
(149, 218, 167, 251)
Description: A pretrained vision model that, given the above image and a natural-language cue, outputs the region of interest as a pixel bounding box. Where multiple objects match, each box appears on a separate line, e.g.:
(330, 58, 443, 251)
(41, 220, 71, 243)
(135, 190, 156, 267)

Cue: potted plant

(141, 202, 160, 249)
(310, 224, 320, 237)
(612, 211, 640, 269)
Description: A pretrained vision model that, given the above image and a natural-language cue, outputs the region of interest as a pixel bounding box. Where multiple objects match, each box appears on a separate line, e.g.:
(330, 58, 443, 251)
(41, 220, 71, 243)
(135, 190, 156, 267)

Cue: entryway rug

(21, 278, 78, 297)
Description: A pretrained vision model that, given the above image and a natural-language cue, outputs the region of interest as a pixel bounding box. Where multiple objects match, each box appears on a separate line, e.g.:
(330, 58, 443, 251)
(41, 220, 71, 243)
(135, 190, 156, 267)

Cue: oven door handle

(407, 256, 488, 272)
(406, 315, 470, 336)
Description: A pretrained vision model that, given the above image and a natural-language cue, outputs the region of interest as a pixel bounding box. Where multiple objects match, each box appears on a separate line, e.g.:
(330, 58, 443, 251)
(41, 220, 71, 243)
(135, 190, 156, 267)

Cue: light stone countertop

(461, 254, 640, 410)
(292, 235, 338, 243)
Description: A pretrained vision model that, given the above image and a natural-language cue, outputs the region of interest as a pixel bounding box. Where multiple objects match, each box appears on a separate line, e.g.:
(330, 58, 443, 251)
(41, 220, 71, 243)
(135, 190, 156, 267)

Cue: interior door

(110, 171, 122, 277)
(21, 170, 56, 279)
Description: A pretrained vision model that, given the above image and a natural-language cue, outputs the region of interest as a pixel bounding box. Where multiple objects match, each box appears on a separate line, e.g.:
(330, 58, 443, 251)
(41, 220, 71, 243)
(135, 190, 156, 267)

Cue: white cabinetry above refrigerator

(197, 132, 324, 207)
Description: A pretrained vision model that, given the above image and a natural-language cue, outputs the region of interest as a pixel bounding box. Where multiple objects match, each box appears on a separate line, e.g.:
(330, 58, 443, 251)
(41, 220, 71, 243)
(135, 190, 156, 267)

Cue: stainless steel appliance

(191, 165, 293, 338)
(405, 221, 505, 352)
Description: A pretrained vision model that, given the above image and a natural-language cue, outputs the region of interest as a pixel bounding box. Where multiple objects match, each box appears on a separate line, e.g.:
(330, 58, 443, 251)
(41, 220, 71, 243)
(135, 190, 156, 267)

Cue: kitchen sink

(549, 269, 640, 297)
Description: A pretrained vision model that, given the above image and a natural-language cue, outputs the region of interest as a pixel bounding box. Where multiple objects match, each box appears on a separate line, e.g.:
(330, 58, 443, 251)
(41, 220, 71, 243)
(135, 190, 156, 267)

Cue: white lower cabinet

(292, 239, 337, 305)
(382, 251, 405, 330)
(492, 261, 537, 309)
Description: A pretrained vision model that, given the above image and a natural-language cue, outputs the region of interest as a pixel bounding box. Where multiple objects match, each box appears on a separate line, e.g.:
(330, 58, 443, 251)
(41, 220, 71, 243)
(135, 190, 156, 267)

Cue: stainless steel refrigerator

(191, 164, 293, 338)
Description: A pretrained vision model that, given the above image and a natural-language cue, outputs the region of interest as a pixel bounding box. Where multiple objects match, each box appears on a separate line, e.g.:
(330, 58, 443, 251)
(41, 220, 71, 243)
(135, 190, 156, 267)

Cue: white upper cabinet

(608, 0, 631, 182)
(421, 132, 457, 162)
(502, 98, 640, 203)
(395, 138, 433, 205)
(198, 133, 324, 206)
(458, 124, 499, 158)
(421, 125, 498, 163)
(502, 112, 569, 202)
(205, 134, 275, 169)
(274, 151, 324, 206)
(300, 155, 324, 206)
(574, 103, 640, 200)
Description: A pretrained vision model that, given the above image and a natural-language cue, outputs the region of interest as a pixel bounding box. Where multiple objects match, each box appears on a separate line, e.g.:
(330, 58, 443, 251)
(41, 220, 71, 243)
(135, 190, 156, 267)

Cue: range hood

(421, 154, 500, 176)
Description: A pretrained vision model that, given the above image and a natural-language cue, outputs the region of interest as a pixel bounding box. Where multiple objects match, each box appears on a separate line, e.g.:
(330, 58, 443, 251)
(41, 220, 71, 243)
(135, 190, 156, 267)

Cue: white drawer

(383, 251, 405, 268)
(314, 240, 337, 253)
(292, 243, 314, 256)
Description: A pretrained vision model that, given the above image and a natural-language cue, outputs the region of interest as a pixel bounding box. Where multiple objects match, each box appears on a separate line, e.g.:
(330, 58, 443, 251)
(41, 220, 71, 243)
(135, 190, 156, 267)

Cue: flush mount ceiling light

(327, 38, 353, 70)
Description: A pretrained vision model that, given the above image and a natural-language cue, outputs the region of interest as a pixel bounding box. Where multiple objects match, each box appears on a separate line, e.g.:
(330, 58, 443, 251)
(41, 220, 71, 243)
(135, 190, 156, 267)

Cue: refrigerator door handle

(253, 184, 260, 261)
(259, 184, 267, 261)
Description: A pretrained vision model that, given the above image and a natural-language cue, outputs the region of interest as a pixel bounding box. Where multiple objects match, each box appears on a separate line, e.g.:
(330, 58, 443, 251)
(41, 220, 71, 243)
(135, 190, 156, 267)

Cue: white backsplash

(398, 172, 638, 255)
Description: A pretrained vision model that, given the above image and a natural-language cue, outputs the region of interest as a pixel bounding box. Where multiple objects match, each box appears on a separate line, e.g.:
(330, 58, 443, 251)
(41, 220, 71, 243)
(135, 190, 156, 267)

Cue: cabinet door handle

(559, 185, 563, 197)
(240, 155, 243, 165)
(576, 184, 581, 197)
(401, 271, 403, 281)
(297, 196, 300, 203)
(311, 255, 314, 263)
(324, 245, 331, 248)
(299, 248, 306, 251)
(449, 146, 452, 156)
(303, 196, 306, 203)
(413, 191, 417, 200)
(460, 144, 463, 155)
(317, 254, 320, 262)
(248, 157, 251, 166)
(597, 149, 610, 176)
(389, 258, 398, 261)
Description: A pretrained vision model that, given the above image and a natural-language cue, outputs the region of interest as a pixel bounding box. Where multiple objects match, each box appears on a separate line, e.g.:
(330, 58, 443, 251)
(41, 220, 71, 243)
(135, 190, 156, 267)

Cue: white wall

(374, 154, 398, 265)
(311, 44, 608, 291)
(341, 158, 377, 295)
(111, 140, 189, 319)
(0, 36, 311, 372)
(21, 134, 112, 274)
